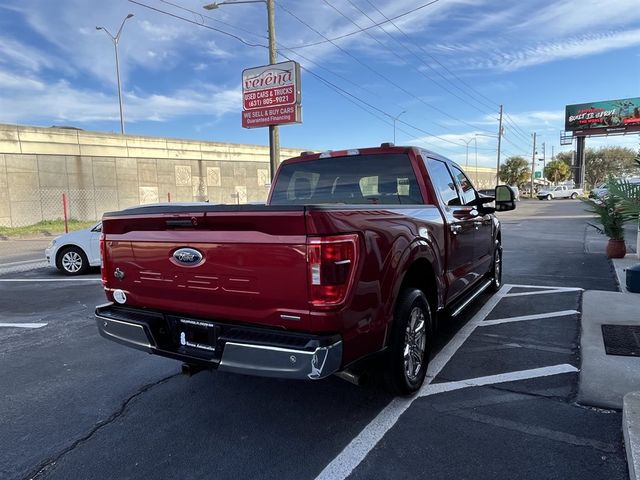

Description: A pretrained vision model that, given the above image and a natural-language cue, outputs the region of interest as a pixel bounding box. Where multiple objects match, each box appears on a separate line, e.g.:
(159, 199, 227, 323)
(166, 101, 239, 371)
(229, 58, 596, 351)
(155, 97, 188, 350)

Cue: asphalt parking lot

(0, 200, 629, 480)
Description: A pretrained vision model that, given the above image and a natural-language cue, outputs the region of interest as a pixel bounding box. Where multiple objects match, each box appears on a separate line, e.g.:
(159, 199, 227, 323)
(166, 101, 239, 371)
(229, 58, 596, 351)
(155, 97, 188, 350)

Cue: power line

(151, 0, 533, 156)
(278, 2, 496, 135)
(360, 0, 498, 114)
(158, 0, 268, 40)
(502, 113, 536, 149)
(323, 0, 497, 121)
(284, 51, 484, 149)
(129, 0, 494, 152)
(128, 0, 267, 48)
(152, 0, 457, 136)
(287, 0, 441, 49)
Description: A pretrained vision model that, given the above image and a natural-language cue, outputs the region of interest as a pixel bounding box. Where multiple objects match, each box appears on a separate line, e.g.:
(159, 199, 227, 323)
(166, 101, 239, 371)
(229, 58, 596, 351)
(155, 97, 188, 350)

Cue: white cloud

(0, 71, 46, 91)
(513, 0, 640, 38)
(206, 40, 232, 59)
(0, 36, 58, 72)
(0, 70, 241, 124)
(473, 29, 640, 72)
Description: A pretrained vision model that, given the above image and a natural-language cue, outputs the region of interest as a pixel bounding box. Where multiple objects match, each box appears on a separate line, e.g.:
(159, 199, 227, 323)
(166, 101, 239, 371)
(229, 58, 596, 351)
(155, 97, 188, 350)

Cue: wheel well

(399, 259, 438, 317)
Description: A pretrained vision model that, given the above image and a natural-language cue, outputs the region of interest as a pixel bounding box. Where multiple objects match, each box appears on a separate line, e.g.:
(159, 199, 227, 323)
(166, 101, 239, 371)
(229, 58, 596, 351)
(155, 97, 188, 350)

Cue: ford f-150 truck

(96, 144, 515, 395)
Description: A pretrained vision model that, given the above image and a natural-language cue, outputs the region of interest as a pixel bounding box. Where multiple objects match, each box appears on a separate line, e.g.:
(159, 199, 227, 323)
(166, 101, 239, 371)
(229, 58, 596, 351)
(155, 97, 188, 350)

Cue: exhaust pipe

(181, 363, 206, 377)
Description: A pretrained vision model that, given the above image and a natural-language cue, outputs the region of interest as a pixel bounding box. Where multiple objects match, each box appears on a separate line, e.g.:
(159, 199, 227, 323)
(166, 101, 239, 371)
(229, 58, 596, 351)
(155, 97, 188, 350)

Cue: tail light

(307, 234, 359, 308)
(99, 233, 107, 286)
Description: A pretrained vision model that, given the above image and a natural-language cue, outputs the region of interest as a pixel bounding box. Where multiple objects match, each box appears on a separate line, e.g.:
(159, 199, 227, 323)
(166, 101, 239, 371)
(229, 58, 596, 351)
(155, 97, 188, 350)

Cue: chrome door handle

(450, 224, 462, 235)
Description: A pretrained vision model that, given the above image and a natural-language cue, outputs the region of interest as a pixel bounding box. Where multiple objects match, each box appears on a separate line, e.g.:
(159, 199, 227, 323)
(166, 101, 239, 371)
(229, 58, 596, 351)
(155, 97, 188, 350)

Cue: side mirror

(495, 185, 516, 211)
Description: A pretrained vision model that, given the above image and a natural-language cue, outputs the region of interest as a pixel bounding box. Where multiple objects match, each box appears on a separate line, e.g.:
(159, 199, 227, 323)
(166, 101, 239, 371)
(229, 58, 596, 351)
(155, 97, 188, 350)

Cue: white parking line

(314, 285, 511, 480)
(315, 284, 582, 480)
(505, 288, 583, 298)
(480, 310, 579, 327)
(0, 278, 101, 282)
(506, 284, 584, 291)
(0, 322, 47, 329)
(418, 364, 578, 397)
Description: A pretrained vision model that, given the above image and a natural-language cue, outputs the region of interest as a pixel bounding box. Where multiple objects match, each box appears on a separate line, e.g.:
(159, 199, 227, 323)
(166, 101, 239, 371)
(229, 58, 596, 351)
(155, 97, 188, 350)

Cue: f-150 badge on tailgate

(172, 248, 204, 266)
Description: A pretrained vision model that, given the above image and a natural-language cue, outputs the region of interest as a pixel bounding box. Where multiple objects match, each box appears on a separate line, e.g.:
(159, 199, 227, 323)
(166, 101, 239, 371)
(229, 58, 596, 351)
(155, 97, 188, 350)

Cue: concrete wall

(0, 124, 497, 227)
(0, 124, 303, 227)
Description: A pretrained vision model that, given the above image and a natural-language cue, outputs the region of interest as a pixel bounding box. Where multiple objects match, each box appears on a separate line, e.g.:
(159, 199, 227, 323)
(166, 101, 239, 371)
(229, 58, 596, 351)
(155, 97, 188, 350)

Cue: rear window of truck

(270, 154, 423, 205)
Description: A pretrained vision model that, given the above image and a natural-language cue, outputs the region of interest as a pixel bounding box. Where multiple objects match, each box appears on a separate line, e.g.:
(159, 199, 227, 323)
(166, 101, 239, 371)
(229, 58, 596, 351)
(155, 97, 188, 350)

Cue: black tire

(570, 192, 578, 199)
(547, 194, 552, 200)
(57, 246, 89, 276)
(489, 241, 503, 292)
(383, 289, 432, 396)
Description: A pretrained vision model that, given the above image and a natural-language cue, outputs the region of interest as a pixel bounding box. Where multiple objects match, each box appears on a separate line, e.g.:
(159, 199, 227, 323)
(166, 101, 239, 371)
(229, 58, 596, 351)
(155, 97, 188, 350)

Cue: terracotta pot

(606, 239, 626, 259)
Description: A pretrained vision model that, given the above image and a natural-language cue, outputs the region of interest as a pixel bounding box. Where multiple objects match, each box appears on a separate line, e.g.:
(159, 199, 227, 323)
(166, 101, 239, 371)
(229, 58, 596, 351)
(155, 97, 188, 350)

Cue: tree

(555, 146, 639, 187)
(544, 159, 571, 183)
(499, 156, 530, 187)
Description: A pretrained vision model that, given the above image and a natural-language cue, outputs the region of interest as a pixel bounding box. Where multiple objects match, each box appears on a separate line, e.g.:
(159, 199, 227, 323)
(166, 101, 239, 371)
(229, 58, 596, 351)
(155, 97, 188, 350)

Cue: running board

(449, 280, 493, 317)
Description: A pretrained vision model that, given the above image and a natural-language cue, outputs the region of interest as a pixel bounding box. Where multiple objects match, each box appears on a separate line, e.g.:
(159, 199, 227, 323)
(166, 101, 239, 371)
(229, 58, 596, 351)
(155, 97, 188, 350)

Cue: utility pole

(530, 132, 537, 198)
(267, 0, 280, 180)
(551, 145, 555, 161)
(542, 142, 546, 183)
(496, 104, 503, 186)
(204, 0, 280, 179)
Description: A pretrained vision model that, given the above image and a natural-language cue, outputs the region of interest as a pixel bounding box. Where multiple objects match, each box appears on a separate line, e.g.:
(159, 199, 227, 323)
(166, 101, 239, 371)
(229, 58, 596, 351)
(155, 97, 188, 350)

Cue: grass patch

(0, 219, 97, 238)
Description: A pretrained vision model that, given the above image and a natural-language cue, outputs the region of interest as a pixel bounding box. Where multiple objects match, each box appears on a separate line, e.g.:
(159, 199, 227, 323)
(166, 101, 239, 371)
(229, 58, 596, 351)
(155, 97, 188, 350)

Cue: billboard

(242, 60, 302, 129)
(565, 97, 640, 136)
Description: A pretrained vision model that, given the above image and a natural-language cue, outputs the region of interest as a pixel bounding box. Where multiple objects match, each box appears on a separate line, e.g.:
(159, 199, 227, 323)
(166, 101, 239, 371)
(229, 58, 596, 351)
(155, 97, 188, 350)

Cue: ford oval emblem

(172, 248, 204, 266)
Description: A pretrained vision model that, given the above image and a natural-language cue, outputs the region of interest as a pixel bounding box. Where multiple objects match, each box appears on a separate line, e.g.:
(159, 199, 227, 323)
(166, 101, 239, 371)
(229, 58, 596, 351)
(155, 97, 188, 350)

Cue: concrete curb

(611, 255, 640, 294)
(624, 391, 640, 480)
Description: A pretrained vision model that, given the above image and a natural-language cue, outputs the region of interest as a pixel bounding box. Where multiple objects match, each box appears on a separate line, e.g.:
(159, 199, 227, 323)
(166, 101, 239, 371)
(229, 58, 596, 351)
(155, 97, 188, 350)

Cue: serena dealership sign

(242, 60, 302, 129)
(565, 97, 640, 136)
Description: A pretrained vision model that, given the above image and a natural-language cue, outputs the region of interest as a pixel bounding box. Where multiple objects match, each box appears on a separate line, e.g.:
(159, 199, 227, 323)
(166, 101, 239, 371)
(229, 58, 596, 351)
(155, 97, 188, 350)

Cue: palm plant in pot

(583, 192, 626, 258)
(607, 161, 640, 258)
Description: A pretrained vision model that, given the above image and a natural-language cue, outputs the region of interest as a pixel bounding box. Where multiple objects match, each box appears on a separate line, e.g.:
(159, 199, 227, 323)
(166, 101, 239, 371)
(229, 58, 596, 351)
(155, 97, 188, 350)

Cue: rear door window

(270, 154, 423, 205)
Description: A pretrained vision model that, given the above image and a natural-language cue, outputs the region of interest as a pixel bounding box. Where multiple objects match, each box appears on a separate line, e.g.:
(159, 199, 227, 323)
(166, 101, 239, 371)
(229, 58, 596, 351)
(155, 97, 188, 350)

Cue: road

(0, 238, 51, 273)
(0, 199, 628, 480)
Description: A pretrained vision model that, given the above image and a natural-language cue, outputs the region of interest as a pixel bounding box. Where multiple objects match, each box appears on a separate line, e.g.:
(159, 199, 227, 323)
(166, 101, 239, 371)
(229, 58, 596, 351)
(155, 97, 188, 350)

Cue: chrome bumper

(95, 305, 342, 381)
(218, 341, 342, 380)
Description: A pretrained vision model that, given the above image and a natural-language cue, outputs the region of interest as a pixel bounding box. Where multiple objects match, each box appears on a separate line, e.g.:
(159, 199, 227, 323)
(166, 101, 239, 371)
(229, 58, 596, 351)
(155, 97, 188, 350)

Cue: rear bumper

(95, 304, 342, 380)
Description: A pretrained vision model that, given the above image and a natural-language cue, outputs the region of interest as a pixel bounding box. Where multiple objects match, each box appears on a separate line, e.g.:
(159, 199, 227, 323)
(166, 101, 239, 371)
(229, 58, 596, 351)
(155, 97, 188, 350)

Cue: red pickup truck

(96, 144, 515, 394)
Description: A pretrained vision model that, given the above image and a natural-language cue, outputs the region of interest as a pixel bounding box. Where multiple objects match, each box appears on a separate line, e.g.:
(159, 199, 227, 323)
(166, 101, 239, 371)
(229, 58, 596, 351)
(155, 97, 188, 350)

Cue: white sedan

(45, 222, 102, 275)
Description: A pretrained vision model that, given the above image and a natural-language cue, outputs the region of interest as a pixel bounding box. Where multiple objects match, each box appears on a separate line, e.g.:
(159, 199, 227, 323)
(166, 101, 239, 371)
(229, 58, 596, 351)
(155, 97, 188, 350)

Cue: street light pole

(204, 0, 279, 179)
(496, 104, 503, 186)
(474, 137, 479, 186)
(96, 14, 134, 135)
(461, 138, 474, 168)
(530, 132, 537, 199)
(393, 110, 406, 144)
(475, 133, 498, 186)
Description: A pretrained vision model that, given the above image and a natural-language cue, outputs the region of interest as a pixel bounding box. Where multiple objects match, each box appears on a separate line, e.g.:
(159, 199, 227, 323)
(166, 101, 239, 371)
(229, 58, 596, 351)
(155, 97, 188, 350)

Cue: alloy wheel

(493, 246, 502, 289)
(403, 306, 427, 382)
(61, 251, 83, 273)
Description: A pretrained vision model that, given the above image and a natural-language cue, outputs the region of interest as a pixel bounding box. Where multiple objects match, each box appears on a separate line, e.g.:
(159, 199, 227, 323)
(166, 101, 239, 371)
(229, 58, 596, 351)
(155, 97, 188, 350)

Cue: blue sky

(0, 0, 639, 168)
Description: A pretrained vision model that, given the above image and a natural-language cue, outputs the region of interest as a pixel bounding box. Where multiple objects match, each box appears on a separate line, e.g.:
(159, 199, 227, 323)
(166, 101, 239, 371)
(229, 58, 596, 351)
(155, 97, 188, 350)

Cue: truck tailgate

(102, 208, 311, 330)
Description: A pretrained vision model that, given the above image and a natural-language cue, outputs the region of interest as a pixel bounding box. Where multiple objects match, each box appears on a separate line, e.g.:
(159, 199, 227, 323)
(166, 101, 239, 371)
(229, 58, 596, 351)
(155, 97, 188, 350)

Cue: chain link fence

(3, 189, 118, 228)
(1, 185, 266, 228)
